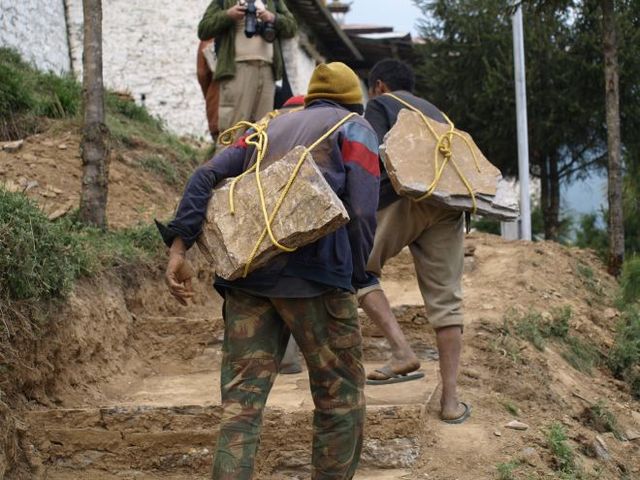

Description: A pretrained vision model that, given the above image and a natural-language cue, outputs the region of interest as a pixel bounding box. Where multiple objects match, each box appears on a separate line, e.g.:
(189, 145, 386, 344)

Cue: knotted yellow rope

(384, 93, 482, 212)
(217, 111, 357, 277)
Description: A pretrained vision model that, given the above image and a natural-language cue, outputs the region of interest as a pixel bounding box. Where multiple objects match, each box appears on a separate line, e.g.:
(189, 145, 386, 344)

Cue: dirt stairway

(24, 280, 439, 479)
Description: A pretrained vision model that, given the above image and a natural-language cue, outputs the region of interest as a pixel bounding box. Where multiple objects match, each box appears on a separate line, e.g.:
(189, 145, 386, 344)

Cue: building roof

(286, 0, 363, 62)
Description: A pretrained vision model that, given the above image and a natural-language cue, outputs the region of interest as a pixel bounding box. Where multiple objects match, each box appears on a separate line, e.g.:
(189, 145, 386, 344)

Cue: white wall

(281, 36, 317, 96)
(2, 0, 318, 137)
(67, 0, 211, 136)
(0, 0, 71, 73)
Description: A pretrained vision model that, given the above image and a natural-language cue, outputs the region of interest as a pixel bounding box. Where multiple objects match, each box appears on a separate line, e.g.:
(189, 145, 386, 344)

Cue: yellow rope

(216, 111, 357, 277)
(384, 93, 482, 212)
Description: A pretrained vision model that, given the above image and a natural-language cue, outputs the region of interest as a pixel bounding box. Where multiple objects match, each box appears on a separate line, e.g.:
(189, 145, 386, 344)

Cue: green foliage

(620, 256, 640, 304)
(576, 262, 604, 297)
(502, 400, 520, 417)
(0, 188, 163, 304)
(574, 213, 609, 258)
(496, 461, 519, 480)
(0, 47, 81, 139)
(509, 307, 572, 351)
(413, 0, 640, 246)
(562, 337, 600, 374)
(141, 155, 179, 185)
(514, 311, 547, 351)
(608, 305, 640, 398)
(546, 423, 576, 475)
(549, 306, 571, 339)
(472, 216, 501, 235)
(581, 401, 621, 439)
(0, 189, 90, 301)
(106, 93, 159, 126)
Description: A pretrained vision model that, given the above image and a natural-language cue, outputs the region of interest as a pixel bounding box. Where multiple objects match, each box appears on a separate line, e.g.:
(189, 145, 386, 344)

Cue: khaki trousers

(218, 61, 275, 133)
(361, 198, 464, 329)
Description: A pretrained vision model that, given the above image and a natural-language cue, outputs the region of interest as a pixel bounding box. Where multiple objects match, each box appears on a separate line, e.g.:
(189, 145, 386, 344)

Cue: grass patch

(107, 100, 199, 186)
(546, 423, 577, 475)
(620, 256, 640, 305)
(514, 311, 547, 351)
(0, 188, 163, 306)
(496, 460, 519, 480)
(140, 155, 179, 185)
(580, 401, 622, 439)
(562, 337, 600, 374)
(502, 400, 520, 416)
(576, 262, 604, 297)
(0, 188, 90, 301)
(0, 47, 81, 140)
(1, 47, 200, 188)
(549, 306, 571, 338)
(608, 305, 640, 398)
(505, 307, 602, 375)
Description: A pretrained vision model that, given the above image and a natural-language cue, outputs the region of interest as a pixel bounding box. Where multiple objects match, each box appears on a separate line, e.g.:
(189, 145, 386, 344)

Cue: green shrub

(33, 72, 82, 118)
(621, 256, 640, 305)
(0, 189, 90, 301)
(608, 306, 640, 398)
(496, 461, 519, 480)
(562, 336, 600, 375)
(106, 93, 159, 126)
(0, 187, 165, 304)
(546, 423, 576, 474)
(514, 311, 547, 351)
(0, 47, 81, 120)
(580, 401, 622, 439)
(549, 306, 571, 338)
(472, 215, 501, 235)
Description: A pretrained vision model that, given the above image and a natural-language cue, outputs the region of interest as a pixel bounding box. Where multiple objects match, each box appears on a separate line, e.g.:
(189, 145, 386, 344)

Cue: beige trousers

(218, 61, 275, 133)
(360, 198, 465, 329)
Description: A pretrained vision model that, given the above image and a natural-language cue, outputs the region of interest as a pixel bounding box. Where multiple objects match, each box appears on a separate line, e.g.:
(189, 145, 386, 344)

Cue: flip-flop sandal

(441, 401, 472, 425)
(366, 365, 425, 385)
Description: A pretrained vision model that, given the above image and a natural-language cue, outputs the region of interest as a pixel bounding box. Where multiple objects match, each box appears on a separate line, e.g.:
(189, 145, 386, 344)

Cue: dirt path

(17, 234, 640, 479)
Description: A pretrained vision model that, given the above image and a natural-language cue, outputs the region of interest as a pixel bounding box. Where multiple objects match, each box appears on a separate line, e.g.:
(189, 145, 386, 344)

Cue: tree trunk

(602, 0, 624, 276)
(549, 154, 560, 241)
(79, 0, 109, 228)
(540, 156, 560, 241)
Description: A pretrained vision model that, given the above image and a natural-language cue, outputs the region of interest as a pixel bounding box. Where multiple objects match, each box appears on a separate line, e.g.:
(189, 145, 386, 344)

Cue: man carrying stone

(159, 63, 380, 479)
(358, 59, 471, 425)
(198, 0, 297, 134)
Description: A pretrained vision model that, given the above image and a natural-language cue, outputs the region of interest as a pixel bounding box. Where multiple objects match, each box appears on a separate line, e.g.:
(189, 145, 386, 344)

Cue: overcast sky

(347, 0, 423, 36)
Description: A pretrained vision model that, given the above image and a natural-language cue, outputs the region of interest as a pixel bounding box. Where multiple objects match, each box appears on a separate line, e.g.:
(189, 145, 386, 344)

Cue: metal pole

(512, 6, 532, 241)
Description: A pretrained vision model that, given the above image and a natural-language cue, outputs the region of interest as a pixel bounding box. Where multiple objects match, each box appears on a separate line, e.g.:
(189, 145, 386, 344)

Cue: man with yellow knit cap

(160, 62, 379, 479)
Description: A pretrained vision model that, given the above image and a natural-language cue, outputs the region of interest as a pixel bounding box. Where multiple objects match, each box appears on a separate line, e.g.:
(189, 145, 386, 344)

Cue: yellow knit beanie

(304, 62, 363, 107)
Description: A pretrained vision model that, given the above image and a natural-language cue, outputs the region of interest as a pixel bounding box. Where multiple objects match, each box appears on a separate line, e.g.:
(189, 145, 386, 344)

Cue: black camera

(242, 0, 276, 43)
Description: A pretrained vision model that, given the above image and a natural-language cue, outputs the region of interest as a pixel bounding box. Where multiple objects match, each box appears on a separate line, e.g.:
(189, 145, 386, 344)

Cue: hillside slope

(1, 119, 639, 480)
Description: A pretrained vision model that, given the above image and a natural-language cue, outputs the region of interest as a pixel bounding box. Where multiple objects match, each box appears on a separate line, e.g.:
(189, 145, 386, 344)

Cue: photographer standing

(198, 0, 297, 133)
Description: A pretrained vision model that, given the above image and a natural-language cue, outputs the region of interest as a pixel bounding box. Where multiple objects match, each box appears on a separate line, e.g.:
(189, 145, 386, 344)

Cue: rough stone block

(381, 110, 518, 220)
(199, 146, 350, 280)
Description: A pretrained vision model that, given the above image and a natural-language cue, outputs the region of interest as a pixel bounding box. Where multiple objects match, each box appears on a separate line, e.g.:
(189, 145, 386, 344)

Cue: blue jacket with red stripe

(161, 100, 380, 293)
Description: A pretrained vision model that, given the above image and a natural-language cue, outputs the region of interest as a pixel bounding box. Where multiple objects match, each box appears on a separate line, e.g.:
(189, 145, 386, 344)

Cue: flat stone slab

(103, 360, 436, 410)
(199, 146, 349, 280)
(381, 110, 518, 220)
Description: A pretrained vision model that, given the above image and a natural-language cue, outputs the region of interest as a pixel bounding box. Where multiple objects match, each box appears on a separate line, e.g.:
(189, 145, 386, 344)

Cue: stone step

(42, 467, 415, 479)
(135, 299, 435, 369)
(26, 402, 427, 477)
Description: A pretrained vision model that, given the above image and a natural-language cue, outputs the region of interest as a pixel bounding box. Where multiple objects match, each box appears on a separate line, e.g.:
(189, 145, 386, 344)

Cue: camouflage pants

(212, 288, 366, 480)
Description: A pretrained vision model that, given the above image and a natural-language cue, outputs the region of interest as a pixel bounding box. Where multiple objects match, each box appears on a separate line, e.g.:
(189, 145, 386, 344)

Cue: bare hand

(165, 239, 195, 306)
(227, 4, 247, 21)
(258, 9, 275, 23)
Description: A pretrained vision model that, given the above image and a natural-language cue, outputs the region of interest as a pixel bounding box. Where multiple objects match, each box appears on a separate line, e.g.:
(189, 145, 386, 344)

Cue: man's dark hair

(368, 59, 415, 93)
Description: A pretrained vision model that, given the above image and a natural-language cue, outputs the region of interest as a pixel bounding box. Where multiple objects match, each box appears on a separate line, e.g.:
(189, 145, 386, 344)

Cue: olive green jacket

(198, 0, 298, 81)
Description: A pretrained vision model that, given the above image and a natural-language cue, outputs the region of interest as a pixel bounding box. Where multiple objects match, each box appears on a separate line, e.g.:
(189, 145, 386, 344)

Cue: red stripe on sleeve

(341, 139, 380, 177)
